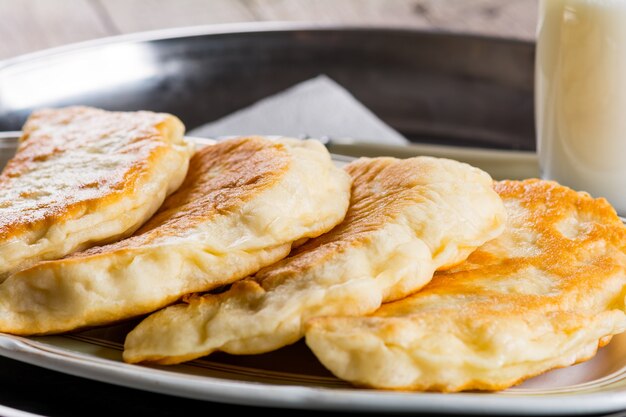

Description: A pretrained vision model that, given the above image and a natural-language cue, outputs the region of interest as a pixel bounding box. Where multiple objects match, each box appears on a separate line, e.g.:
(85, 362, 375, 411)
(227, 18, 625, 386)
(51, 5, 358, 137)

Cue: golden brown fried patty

(305, 179, 626, 392)
(0, 136, 351, 335)
(0, 106, 193, 278)
(122, 156, 505, 365)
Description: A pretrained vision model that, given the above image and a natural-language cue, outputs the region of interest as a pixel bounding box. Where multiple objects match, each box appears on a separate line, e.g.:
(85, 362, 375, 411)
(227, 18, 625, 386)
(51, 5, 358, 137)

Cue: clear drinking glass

(535, 0, 626, 216)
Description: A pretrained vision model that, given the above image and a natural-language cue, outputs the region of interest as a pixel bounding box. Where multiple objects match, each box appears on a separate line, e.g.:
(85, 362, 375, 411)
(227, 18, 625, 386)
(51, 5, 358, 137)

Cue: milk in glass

(536, 0, 626, 215)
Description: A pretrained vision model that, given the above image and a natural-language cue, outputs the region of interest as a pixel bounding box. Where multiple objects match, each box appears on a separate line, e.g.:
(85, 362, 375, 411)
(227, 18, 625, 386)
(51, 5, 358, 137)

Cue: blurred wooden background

(0, 0, 538, 60)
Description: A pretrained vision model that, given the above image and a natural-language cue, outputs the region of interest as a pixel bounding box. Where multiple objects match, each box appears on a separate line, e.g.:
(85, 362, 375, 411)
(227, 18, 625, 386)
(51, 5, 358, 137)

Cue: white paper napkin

(188, 74, 408, 145)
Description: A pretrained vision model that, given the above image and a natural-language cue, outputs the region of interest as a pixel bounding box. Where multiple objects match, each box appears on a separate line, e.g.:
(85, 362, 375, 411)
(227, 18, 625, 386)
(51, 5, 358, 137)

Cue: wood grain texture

(0, 0, 538, 61)
(411, 0, 537, 39)
(243, 0, 432, 26)
(101, 0, 538, 38)
(98, 0, 257, 33)
(0, 0, 111, 60)
(245, 0, 537, 39)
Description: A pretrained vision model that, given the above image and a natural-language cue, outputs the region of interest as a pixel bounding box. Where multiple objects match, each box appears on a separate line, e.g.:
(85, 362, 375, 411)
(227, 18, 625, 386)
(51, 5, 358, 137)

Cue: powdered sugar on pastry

(0, 106, 194, 278)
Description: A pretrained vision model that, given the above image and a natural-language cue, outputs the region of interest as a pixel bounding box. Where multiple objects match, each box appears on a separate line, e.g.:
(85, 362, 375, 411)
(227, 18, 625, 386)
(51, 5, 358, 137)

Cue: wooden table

(1, 0, 538, 61)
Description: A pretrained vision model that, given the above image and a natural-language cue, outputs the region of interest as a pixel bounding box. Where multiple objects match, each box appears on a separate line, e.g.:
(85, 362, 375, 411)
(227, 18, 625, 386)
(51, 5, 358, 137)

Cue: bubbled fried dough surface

(258, 155, 498, 289)
(305, 179, 626, 392)
(0, 136, 351, 336)
(122, 156, 506, 365)
(78, 136, 291, 254)
(0, 106, 193, 277)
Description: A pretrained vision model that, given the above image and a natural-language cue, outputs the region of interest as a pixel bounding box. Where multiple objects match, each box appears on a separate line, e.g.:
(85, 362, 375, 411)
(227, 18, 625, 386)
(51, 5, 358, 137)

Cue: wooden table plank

(0, 0, 538, 61)
(411, 0, 537, 39)
(243, 0, 432, 27)
(100, 0, 537, 40)
(0, 0, 113, 60)
(244, 0, 537, 38)
(98, 0, 257, 33)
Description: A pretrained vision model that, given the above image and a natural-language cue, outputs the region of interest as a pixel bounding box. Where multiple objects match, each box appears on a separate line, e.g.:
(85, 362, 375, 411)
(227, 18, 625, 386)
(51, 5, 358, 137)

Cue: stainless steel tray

(0, 23, 535, 151)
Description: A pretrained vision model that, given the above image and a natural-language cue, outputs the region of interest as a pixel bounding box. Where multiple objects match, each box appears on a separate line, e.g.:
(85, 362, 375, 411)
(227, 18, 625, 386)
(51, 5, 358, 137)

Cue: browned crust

(423, 179, 626, 317)
(347, 179, 626, 391)
(0, 106, 182, 240)
(72, 136, 291, 256)
(253, 157, 447, 290)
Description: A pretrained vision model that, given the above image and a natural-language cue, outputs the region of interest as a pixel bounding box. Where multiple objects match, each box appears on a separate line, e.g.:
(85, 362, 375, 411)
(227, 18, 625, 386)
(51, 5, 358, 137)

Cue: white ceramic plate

(1, 133, 626, 415)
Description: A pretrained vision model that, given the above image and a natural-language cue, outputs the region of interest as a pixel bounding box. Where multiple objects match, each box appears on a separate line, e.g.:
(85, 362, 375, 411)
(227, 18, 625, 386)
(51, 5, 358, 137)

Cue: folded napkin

(188, 74, 408, 145)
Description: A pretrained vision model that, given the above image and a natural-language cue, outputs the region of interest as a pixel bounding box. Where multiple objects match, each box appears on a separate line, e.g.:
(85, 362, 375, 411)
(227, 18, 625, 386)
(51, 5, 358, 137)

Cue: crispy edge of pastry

(0, 136, 351, 335)
(304, 179, 626, 392)
(0, 106, 194, 277)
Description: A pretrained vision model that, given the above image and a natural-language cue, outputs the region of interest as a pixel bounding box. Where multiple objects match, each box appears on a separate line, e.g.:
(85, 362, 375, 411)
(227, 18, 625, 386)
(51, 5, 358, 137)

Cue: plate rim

(0, 21, 533, 71)
(1, 332, 626, 416)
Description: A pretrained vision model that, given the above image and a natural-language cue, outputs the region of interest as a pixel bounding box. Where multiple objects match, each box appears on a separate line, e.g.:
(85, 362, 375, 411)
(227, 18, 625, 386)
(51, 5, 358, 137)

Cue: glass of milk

(536, 0, 626, 216)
